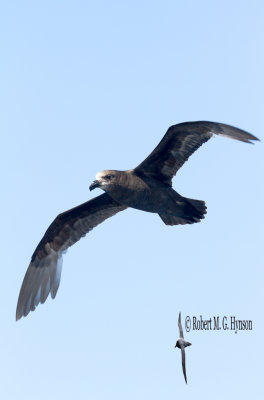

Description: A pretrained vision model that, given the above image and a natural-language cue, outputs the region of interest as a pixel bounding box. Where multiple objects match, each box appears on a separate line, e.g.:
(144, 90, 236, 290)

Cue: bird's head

(89, 170, 119, 192)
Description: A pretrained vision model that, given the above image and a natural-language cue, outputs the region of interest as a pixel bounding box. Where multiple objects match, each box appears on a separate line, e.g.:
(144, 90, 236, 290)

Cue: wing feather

(181, 346, 187, 384)
(134, 121, 259, 185)
(178, 312, 184, 339)
(16, 193, 126, 320)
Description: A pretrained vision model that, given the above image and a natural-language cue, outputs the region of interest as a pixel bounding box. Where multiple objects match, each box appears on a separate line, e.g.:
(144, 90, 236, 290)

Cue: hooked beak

(89, 180, 100, 191)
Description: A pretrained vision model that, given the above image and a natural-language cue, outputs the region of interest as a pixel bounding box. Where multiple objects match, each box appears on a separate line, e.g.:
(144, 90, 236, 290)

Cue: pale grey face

(89, 171, 116, 191)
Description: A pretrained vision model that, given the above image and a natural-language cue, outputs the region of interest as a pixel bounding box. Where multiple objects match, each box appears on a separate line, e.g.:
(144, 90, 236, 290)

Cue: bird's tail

(159, 198, 207, 226)
(186, 198, 207, 217)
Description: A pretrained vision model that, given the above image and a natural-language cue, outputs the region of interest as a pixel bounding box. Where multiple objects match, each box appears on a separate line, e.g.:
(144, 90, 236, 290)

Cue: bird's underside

(16, 121, 259, 320)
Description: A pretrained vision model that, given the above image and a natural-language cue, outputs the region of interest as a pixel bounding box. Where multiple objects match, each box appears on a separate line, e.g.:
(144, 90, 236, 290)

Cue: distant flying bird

(175, 312, 192, 384)
(16, 121, 259, 320)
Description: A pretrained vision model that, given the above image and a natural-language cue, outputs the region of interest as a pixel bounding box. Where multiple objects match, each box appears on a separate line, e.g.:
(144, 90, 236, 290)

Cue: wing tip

(16, 300, 24, 321)
(15, 251, 64, 321)
(217, 123, 260, 144)
(16, 313, 21, 322)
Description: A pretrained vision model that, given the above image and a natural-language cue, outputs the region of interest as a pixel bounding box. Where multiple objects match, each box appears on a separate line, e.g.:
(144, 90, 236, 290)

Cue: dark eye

(104, 175, 113, 180)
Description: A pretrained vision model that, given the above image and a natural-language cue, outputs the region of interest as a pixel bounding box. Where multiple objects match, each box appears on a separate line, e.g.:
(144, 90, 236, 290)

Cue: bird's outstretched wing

(178, 312, 184, 339)
(16, 193, 127, 320)
(134, 121, 259, 185)
(181, 346, 187, 384)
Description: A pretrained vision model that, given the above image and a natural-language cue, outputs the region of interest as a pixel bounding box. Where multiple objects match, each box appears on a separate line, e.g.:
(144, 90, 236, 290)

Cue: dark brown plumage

(16, 121, 259, 320)
(16, 195, 126, 320)
(134, 121, 257, 185)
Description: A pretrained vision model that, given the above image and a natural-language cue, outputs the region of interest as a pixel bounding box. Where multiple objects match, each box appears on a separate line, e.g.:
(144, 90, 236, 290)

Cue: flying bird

(16, 121, 259, 320)
(175, 312, 192, 384)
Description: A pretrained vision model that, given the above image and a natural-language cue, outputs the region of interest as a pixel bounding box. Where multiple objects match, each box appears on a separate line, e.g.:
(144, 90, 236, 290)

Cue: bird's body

(175, 338, 192, 349)
(101, 169, 204, 221)
(16, 121, 259, 320)
(175, 312, 192, 384)
(98, 170, 154, 210)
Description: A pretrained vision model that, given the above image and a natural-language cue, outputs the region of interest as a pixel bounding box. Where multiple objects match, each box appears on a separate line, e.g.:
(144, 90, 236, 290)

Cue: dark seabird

(16, 121, 259, 320)
(175, 312, 192, 384)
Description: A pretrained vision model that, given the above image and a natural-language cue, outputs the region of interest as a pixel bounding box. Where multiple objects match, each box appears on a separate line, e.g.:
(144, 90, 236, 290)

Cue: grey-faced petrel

(175, 312, 192, 384)
(16, 121, 259, 320)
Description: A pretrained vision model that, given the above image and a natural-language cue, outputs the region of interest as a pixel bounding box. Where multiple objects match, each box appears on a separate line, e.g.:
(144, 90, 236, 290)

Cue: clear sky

(1, 1, 263, 399)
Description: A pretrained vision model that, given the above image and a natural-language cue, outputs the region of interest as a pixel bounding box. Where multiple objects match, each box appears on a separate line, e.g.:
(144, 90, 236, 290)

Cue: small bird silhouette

(175, 312, 192, 384)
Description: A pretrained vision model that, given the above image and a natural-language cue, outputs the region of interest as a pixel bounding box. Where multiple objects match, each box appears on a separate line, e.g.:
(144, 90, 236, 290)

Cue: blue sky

(1, 1, 263, 399)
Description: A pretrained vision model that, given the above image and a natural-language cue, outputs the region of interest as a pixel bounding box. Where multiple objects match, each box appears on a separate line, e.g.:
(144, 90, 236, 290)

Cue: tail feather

(159, 214, 196, 225)
(159, 198, 207, 226)
(186, 198, 207, 216)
